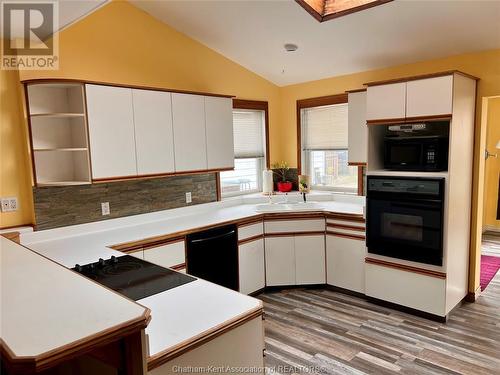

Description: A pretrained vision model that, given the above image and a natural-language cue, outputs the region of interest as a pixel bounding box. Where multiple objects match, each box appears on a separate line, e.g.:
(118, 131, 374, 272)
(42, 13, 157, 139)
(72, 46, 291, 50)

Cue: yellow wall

(0, 63, 34, 228)
(484, 98, 500, 229)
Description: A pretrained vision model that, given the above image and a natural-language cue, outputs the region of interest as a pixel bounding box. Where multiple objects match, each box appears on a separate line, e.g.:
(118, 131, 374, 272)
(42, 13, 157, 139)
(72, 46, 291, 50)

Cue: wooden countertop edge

(147, 304, 264, 371)
(0, 309, 151, 374)
(110, 210, 365, 251)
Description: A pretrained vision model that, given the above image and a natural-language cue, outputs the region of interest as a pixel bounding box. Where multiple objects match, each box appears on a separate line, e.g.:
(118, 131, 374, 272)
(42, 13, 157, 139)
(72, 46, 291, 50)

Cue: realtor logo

(1, 1, 59, 69)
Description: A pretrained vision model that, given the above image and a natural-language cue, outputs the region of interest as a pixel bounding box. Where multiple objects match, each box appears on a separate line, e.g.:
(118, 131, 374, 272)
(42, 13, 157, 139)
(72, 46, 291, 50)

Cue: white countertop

(0, 237, 148, 360)
(18, 195, 364, 360)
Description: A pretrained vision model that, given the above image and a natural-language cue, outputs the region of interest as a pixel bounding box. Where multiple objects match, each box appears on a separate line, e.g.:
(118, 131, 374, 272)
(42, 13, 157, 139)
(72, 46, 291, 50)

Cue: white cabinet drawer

(143, 240, 186, 269)
(365, 262, 446, 316)
(264, 219, 325, 234)
(238, 222, 263, 241)
(238, 239, 265, 295)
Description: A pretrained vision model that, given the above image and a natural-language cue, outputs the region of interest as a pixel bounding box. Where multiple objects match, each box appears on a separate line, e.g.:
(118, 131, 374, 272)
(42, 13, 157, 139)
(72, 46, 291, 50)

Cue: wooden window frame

(296, 93, 364, 196)
(216, 99, 270, 201)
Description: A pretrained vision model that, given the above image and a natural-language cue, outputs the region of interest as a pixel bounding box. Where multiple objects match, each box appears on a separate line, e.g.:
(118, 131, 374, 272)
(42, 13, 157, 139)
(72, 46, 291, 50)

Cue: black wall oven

(366, 176, 445, 266)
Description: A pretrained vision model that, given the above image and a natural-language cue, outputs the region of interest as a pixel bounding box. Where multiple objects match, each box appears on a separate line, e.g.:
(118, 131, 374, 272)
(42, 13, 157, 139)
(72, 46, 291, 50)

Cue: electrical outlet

(1, 199, 10, 212)
(9, 197, 18, 211)
(1, 197, 18, 212)
(185, 192, 192, 204)
(101, 202, 110, 216)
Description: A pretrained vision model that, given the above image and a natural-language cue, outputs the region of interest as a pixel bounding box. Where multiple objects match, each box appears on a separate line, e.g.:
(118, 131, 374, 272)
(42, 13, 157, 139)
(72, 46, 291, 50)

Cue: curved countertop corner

(0, 237, 150, 373)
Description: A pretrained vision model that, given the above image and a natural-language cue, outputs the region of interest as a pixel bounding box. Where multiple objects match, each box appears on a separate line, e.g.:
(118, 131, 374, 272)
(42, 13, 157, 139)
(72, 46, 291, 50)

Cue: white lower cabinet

(265, 235, 326, 286)
(365, 262, 446, 316)
(326, 234, 365, 293)
(295, 235, 325, 285)
(238, 239, 265, 295)
(265, 237, 295, 286)
(149, 316, 264, 375)
(142, 241, 186, 269)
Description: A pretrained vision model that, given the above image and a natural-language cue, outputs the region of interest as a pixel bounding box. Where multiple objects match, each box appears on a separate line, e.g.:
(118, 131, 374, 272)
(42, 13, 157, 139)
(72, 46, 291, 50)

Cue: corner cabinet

(264, 218, 326, 286)
(24, 80, 235, 186)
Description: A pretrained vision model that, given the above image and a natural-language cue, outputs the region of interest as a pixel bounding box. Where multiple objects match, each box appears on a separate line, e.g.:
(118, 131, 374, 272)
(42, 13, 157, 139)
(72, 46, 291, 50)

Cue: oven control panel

(368, 178, 443, 195)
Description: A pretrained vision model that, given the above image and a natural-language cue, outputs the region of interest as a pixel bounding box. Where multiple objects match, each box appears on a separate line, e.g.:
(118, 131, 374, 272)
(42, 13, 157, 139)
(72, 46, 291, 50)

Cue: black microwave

(384, 123, 449, 171)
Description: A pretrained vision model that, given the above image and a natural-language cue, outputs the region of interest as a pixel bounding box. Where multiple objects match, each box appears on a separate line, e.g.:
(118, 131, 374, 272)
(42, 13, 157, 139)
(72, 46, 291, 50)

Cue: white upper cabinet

(406, 75, 453, 118)
(171, 93, 208, 172)
(132, 89, 175, 175)
(205, 97, 234, 170)
(348, 90, 367, 164)
(86, 84, 138, 179)
(366, 82, 406, 121)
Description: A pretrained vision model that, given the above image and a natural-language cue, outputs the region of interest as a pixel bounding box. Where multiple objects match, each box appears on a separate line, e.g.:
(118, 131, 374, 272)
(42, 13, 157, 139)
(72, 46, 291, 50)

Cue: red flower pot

(277, 181, 293, 192)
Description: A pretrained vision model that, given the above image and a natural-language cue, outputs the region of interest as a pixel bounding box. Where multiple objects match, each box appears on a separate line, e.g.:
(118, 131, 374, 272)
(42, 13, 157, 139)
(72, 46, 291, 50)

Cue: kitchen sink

(254, 202, 322, 213)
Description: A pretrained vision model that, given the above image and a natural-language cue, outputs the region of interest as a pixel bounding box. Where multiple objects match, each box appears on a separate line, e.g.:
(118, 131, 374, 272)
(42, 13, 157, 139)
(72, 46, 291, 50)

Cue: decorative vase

(277, 181, 293, 192)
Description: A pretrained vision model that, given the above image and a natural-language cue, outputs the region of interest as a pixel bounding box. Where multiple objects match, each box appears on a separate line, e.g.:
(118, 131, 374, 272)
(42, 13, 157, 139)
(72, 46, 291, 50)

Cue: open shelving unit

(27, 83, 92, 186)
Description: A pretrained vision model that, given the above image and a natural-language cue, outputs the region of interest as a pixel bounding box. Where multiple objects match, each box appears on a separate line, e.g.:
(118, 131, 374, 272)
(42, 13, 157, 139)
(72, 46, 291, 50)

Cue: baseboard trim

(365, 296, 447, 323)
(465, 286, 481, 302)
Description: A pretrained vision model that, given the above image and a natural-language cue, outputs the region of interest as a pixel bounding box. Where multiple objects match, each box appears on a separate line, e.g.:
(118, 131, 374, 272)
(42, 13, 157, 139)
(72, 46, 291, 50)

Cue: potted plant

(272, 161, 292, 192)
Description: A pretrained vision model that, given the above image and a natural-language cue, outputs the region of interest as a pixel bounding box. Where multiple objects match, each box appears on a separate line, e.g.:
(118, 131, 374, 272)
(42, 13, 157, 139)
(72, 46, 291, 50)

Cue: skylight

(296, 0, 392, 22)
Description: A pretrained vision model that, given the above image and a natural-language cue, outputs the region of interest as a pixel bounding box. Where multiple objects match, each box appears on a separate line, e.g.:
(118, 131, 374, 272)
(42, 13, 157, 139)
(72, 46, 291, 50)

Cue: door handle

(190, 230, 236, 243)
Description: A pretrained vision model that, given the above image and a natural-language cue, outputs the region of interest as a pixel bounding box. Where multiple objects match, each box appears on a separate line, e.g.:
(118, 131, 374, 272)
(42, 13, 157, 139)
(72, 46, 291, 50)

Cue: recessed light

(284, 43, 298, 52)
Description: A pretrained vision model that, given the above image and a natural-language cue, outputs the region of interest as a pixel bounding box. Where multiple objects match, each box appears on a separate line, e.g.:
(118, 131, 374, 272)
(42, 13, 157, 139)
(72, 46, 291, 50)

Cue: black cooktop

(72, 255, 196, 301)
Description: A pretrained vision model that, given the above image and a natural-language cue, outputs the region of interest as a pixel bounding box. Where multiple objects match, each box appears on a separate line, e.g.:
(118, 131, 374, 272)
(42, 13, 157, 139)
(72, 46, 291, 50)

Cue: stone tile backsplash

(33, 173, 217, 230)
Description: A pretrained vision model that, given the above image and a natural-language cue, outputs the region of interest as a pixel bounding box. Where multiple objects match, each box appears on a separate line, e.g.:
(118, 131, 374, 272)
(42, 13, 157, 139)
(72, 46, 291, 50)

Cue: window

(220, 103, 267, 198)
(300, 97, 358, 193)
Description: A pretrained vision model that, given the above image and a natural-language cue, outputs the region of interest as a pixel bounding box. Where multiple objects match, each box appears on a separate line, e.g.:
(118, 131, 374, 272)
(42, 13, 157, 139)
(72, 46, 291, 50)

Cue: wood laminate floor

(258, 274, 500, 375)
(482, 231, 500, 257)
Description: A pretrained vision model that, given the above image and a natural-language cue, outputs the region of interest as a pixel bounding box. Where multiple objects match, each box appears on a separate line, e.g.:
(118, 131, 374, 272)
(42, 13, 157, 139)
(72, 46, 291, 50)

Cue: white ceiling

(130, 0, 500, 86)
(2, 0, 108, 41)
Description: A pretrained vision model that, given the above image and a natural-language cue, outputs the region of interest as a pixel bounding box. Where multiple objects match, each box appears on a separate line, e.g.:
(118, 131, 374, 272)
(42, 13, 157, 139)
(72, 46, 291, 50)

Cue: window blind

(233, 109, 265, 158)
(301, 103, 348, 150)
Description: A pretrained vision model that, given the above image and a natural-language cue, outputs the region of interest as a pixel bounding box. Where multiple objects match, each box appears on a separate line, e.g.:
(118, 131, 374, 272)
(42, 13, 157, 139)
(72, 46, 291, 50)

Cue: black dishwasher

(186, 224, 238, 291)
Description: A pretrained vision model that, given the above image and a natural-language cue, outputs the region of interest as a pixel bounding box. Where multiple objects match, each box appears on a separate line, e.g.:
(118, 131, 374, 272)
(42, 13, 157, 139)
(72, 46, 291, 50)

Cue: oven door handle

(389, 202, 442, 210)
